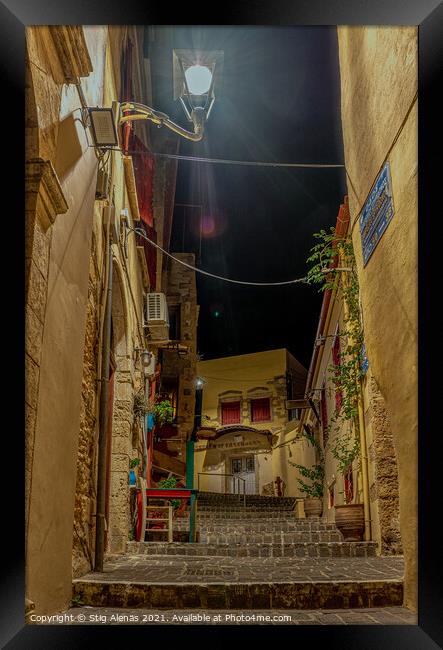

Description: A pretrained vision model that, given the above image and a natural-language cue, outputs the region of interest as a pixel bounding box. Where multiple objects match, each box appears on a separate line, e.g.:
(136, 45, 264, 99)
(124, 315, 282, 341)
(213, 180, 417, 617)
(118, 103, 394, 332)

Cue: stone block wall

(161, 254, 198, 455)
(366, 375, 402, 556)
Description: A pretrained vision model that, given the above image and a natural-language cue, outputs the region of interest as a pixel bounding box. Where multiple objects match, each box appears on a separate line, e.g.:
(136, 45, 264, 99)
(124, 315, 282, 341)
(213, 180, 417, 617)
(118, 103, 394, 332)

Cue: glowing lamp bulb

(185, 65, 212, 95)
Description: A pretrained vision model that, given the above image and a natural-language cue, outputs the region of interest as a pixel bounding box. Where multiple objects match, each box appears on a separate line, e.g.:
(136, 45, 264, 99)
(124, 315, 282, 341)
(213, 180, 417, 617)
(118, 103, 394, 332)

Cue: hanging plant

(306, 227, 365, 475)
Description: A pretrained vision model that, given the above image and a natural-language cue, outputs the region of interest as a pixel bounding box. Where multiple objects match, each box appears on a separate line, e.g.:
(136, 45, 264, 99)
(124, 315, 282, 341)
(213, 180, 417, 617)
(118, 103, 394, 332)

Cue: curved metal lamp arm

(120, 102, 205, 142)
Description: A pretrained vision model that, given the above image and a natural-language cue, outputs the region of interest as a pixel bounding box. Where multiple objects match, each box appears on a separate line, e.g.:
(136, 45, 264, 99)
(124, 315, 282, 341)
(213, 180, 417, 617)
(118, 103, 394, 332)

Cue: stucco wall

(26, 26, 107, 615)
(337, 26, 417, 609)
(196, 349, 300, 494)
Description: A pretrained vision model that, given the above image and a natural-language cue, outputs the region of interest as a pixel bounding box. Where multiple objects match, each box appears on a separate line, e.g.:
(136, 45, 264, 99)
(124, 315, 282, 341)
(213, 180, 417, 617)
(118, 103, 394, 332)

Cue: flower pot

(304, 497, 323, 518)
(335, 503, 365, 541)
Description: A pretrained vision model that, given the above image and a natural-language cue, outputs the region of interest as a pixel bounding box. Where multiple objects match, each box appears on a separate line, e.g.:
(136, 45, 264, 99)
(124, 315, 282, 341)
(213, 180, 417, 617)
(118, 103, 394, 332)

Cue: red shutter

(221, 402, 241, 425)
(251, 398, 271, 422)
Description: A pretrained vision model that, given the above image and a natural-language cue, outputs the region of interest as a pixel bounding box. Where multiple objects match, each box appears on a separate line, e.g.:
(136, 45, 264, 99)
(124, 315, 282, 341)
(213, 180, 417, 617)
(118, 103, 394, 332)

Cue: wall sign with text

(359, 162, 395, 266)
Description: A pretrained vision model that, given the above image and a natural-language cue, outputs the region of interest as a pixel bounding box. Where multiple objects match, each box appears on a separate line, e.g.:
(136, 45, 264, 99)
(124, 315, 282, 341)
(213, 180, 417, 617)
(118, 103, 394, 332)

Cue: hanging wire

(128, 226, 308, 287)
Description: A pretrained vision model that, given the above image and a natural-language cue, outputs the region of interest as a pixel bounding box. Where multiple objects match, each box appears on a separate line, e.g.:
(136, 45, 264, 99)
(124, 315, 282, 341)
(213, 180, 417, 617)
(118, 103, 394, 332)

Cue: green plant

(129, 458, 140, 470)
(158, 476, 180, 509)
(289, 428, 325, 498)
(70, 594, 84, 607)
(153, 400, 174, 427)
(306, 227, 364, 475)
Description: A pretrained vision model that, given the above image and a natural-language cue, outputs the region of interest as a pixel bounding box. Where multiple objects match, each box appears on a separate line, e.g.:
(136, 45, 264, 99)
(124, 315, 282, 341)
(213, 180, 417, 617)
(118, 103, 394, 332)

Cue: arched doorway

(197, 426, 273, 495)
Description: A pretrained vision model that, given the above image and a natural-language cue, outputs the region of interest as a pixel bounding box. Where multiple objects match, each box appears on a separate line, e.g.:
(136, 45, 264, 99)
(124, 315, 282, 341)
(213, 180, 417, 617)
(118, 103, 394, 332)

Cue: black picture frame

(4, 0, 442, 647)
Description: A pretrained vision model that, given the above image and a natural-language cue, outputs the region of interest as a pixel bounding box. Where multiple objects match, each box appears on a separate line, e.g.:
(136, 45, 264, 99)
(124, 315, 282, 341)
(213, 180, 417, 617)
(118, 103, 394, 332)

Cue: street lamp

(86, 49, 223, 147)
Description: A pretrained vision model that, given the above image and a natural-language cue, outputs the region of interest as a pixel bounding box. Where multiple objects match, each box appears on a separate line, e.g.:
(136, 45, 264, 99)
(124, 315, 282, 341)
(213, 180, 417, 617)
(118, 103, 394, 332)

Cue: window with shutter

(221, 401, 241, 425)
(251, 397, 271, 422)
(332, 332, 343, 412)
(321, 383, 328, 445)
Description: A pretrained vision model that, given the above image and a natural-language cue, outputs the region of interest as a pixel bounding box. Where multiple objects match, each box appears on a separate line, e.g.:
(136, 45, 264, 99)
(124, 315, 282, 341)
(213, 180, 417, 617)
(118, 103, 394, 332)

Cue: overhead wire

(128, 226, 308, 287)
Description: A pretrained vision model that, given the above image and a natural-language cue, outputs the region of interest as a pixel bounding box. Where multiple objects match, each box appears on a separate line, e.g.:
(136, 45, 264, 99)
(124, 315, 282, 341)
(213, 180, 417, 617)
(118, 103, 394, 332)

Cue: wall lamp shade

(184, 65, 213, 96)
(173, 49, 224, 124)
(87, 106, 120, 148)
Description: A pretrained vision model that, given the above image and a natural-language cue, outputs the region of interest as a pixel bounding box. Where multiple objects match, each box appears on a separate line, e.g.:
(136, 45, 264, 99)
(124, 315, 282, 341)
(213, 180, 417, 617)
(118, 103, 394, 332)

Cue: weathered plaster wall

(25, 26, 107, 615)
(337, 26, 417, 609)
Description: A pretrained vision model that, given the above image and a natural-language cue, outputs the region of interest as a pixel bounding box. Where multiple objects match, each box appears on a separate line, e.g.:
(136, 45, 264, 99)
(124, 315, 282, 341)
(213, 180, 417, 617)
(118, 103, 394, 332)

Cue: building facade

(25, 25, 198, 615)
(337, 26, 417, 611)
(300, 198, 403, 560)
(195, 349, 307, 497)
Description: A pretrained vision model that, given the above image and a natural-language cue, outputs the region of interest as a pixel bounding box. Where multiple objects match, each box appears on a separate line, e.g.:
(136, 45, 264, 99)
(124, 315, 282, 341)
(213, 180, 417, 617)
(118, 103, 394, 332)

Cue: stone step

(184, 510, 296, 520)
(126, 541, 377, 558)
(173, 519, 338, 532)
(202, 532, 343, 544)
(198, 492, 296, 502)
(185, 506, 296, 514)
(74, 555, 403, 609)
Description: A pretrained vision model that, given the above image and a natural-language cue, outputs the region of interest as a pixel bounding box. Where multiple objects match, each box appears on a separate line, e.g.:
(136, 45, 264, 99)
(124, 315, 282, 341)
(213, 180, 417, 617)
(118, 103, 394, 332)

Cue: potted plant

(129, 457, 140, 486)
(334, 462, 365, 541)
(290, 427, 324, 517)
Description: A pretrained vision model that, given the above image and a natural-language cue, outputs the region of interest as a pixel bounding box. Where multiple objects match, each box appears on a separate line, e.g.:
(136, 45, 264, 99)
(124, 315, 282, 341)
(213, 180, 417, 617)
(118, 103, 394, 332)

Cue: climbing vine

(289, 427, 325, 498)
(306, 227, 365, 475)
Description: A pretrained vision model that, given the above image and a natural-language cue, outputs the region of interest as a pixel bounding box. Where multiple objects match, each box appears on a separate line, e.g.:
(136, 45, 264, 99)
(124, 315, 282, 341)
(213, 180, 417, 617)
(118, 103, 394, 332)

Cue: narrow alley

(22, 22, 421, 636)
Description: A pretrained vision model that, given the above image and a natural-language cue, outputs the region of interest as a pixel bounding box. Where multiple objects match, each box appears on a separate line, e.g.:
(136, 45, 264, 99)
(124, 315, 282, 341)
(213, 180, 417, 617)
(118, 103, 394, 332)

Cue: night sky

(148, 26, 347, 369)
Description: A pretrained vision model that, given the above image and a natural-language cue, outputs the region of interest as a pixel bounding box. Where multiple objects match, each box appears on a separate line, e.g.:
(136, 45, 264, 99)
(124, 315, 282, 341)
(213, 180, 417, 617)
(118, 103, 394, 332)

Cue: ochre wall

(196, 349, 307, 496)
(337, 26, 417, 610)
(26, 26, 107, 615)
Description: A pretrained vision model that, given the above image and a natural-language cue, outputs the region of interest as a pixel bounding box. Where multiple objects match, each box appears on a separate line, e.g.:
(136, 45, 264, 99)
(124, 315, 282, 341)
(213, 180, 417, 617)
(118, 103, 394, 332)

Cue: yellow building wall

(195, 349, 308, 497)
(338, 26, 417, 609)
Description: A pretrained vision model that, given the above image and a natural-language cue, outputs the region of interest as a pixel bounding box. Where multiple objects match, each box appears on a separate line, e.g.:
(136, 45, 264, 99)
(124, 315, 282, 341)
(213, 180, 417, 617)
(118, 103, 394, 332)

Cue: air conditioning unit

(144, 293, 170, 341)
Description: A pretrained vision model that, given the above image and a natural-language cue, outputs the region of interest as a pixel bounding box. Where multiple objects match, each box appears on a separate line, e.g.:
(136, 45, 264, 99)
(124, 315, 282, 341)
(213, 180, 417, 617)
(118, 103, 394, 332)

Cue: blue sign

(361, 344, 369, 375)
(359, 162, 394, 266)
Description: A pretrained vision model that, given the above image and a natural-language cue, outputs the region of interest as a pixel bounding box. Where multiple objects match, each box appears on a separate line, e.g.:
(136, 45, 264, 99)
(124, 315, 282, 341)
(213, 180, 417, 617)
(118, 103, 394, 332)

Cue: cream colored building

(301, 199, 402, 561)
(195, 349, 307, 497)
(337, 26, 417, 611)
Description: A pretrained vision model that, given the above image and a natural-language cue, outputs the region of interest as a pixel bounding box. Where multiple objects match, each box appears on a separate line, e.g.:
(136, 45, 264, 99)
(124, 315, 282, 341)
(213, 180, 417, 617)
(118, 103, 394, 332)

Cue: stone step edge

(72, 579, 403, 609)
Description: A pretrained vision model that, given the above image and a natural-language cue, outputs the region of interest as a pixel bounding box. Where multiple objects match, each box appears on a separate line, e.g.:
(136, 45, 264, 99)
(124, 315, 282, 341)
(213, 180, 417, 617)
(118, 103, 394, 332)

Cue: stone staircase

(73, 492, 404, 610)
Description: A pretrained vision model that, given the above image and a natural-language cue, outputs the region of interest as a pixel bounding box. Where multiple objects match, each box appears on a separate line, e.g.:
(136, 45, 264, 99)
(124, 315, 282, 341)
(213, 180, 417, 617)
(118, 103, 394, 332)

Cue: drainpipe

(357, 383, 371, 541)
(94, 236, 113, 572)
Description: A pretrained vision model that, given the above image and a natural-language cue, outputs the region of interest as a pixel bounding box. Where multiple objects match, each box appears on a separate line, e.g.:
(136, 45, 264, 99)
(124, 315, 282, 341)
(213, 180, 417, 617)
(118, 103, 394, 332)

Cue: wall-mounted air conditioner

(144, 293, 170, 341)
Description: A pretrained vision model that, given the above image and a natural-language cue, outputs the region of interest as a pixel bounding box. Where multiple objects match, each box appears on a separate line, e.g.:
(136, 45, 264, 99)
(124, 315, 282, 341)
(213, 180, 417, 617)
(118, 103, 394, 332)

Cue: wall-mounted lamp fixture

(134, 348, 154, 376)
(86, 50, 223, 149)
(196, 377, 205, 389)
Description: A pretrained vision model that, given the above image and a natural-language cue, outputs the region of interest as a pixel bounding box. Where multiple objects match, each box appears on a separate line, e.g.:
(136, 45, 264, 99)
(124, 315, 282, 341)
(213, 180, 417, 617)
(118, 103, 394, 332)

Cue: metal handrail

(197, 472, 246, 507)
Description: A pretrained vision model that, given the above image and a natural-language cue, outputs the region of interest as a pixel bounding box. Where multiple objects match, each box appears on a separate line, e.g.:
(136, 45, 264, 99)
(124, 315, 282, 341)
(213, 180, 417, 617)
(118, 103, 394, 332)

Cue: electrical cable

(151, 153, 346, 169)
(128, 226, 308, 287)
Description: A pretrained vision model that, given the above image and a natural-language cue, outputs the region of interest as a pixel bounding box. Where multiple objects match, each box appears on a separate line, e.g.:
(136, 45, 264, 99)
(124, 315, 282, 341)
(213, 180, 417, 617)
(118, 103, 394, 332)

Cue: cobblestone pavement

(33, 606, 417, 625)
(74, 554, 404, 584)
